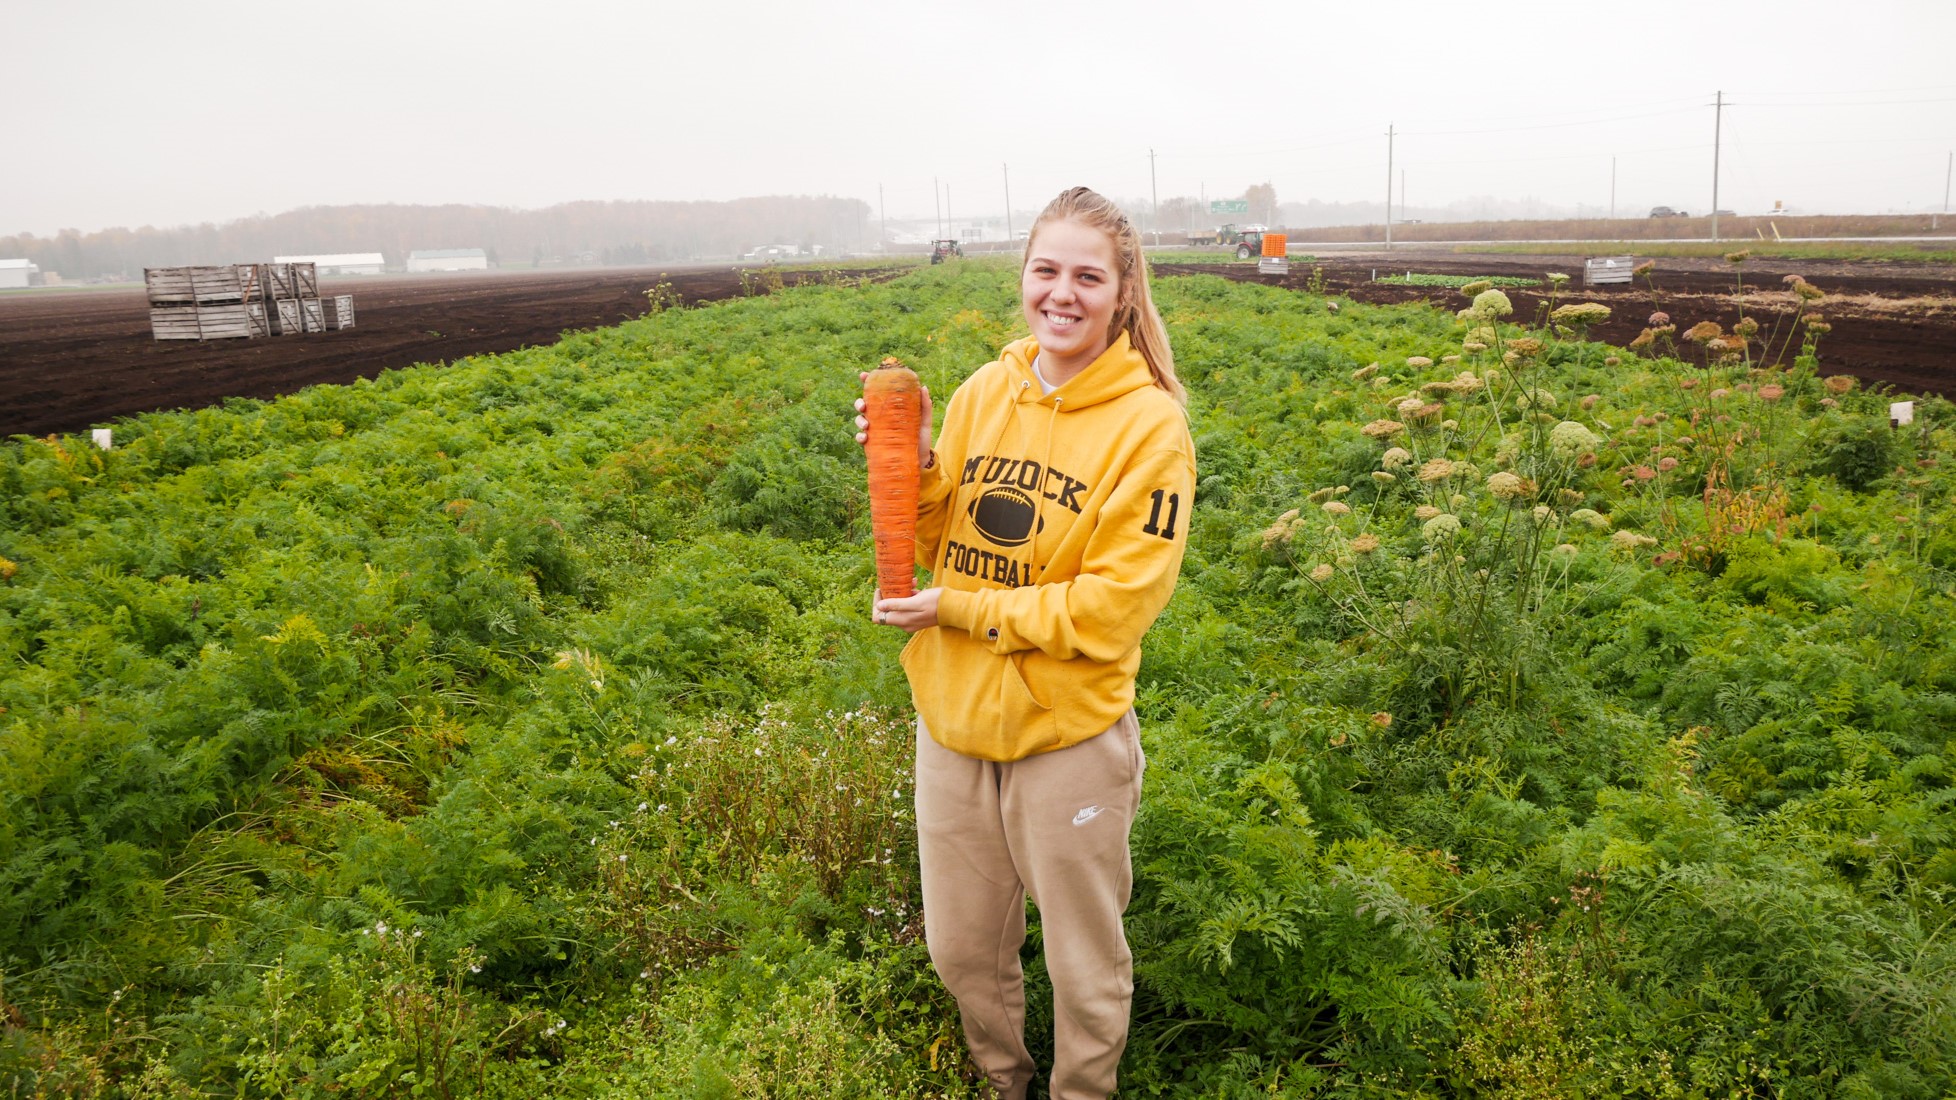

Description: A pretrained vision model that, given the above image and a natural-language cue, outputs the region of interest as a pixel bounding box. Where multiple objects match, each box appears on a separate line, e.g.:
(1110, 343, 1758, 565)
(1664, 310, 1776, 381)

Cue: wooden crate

(1584, 255, 1635, 285)
(320, 294, 355, 330)
(291, 263, 318, 299)
(246, 301, 270, 338)
(263, 263, 297, 299)
(297, 296, 326, 333)
(271, 298, 303, 335)
(149, 302, 253, 340)
(145, 266, 245, 305)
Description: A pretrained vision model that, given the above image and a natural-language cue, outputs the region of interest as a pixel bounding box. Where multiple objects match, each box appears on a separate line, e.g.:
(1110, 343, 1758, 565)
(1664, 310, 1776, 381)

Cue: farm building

(273, 253, 385, 276)
(406, 248, 489, 273)
(0, 259, 41, 289)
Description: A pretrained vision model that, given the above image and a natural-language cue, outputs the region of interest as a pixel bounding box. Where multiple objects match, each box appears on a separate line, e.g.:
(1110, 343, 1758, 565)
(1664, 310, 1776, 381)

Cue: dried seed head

(1415, 458, 1455, 482)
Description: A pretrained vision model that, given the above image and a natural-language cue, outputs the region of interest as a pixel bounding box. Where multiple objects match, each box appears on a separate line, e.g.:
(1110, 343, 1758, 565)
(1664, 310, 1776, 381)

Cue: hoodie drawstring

(1031, 396, 1061, 580)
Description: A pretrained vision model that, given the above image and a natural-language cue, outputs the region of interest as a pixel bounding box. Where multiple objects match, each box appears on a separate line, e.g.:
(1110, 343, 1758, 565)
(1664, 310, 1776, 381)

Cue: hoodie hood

(998, 331, 1157, 411)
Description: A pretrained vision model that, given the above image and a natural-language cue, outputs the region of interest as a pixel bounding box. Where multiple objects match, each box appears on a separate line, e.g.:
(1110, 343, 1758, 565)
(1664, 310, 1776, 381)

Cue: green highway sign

(1210, 200, 1250, 214)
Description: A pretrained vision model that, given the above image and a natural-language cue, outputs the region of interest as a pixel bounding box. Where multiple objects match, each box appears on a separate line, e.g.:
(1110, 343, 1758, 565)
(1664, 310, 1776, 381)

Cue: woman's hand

(873, 587, 942, 634)
(855, 372, 934, 468)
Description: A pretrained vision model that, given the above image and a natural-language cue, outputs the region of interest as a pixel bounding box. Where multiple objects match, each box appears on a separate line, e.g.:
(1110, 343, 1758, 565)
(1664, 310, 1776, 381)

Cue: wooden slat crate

(292, 263, 318, 299)
(319, 294, 355, 330)
(247, 302, 270, 338)
(272, 298, 303, 335)
(148, 302, 253, 340)
(232, 263, 266, 305)
(263, 263, 296, 299)
(297, 296, 326, 333)
(145, 265, 244, 305)
(1584, 255, 1635, 285)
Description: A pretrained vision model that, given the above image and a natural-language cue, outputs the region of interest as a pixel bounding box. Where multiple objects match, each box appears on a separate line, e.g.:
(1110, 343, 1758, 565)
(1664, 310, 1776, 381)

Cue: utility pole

(1711, 90, 1724, 242)
(1385, 122, 1395, 252)
(1003, 163, 1013, 242)
(1148, 148, 1160, 244)
(1940, 150, 1952, 231)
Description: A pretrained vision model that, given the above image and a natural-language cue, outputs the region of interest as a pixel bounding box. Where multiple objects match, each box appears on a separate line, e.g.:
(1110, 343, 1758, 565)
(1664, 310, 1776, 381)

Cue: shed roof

(408, 248, 486, 259)
(273, 253, 386, 266)
(0, 258, 37, 270)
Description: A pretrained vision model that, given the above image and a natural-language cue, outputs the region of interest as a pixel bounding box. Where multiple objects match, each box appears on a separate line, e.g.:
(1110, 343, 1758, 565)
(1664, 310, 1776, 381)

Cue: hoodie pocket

(1000, 652, 1060, 754)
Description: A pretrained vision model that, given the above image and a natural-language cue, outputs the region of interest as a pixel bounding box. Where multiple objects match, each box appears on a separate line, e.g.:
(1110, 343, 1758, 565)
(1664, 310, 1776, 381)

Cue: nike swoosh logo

(1072, 805, 1104, 826)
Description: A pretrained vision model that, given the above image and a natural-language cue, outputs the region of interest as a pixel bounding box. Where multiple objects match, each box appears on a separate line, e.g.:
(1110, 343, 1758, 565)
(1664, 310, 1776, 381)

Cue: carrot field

(3, 261, 1953, 1097)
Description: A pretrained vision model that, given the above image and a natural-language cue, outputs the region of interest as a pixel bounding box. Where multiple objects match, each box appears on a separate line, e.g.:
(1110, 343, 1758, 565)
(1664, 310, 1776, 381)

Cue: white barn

(0, 259, 40, 289)
(406, 248, 488, 273)
(274, 253, 385, 276)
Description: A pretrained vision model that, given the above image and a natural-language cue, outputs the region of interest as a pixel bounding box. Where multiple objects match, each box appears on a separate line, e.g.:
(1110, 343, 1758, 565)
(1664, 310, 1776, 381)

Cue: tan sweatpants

(914, 711, 1145, 1100)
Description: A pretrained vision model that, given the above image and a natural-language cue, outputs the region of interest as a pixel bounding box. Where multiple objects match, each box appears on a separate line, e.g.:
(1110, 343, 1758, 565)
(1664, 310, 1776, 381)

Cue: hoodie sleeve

(912, 447, 955, 570)
(936, 446, 1195, 662)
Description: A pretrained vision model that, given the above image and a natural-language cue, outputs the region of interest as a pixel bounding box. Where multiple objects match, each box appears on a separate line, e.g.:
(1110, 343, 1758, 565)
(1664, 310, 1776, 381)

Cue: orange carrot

(865, 356, 922, 600)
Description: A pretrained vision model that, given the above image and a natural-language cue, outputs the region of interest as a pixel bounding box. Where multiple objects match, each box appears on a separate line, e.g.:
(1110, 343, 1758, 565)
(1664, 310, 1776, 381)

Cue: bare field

(3, 254, 1952, 439)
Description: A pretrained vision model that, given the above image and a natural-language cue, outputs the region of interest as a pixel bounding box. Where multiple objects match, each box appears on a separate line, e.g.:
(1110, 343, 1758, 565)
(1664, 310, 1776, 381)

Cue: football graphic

(970, 487, 1044, 546)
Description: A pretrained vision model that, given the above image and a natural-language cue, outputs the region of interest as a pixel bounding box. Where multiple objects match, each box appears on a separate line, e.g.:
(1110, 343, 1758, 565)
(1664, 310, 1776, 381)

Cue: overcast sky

(4, 0, 1954, 236)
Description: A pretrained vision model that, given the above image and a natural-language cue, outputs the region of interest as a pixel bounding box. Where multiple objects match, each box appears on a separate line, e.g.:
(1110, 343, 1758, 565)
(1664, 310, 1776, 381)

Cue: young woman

(856, 186, 1196, 1100)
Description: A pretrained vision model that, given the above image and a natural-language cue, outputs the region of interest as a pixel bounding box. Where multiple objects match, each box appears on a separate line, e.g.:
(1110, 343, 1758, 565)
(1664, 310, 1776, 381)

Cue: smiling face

(1021, 218, 1123, 383)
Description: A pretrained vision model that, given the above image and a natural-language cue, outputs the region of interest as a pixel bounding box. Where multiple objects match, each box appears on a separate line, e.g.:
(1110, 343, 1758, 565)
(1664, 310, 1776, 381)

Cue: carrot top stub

(865, 356, 922, 600)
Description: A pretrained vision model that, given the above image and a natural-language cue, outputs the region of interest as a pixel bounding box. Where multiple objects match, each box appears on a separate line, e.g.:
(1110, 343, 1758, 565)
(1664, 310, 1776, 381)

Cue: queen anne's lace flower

(1470, 289, 1513, 318)
(1548, 420, 1602, 457)
(1381, 447, 1414, 469)
(1421, 514, 1463, 542)
(1415, 458, 1454, 482)
(1486, 471, 1528, 500)
(1570, 508, 1610, 530)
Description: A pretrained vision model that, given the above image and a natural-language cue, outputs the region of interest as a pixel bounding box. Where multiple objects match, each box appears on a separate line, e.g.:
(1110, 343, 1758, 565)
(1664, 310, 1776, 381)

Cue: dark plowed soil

(1157, 251, 1956, 398)
(0, 265, 868, 438)
(5, 253, 1950, 439)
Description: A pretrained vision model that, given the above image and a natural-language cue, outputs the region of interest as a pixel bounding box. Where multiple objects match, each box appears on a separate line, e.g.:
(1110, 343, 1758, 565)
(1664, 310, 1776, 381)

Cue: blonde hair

(1024, 186, 1186, 405)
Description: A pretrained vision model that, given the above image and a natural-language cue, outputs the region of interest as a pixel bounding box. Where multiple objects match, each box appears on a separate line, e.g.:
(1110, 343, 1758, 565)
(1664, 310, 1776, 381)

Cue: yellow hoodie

(900, 332, 1196, 762)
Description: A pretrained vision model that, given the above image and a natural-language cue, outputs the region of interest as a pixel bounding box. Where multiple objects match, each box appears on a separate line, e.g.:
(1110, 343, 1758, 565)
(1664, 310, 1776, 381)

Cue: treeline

(1, 195, 876, 279)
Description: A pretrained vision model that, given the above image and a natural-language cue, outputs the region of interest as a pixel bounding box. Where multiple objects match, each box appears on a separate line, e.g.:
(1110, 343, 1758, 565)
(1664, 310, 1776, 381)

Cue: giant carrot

(865, 356, 922, 600)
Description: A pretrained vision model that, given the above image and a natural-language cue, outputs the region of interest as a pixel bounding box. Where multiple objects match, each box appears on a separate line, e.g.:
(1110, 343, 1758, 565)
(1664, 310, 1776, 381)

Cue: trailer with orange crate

(1257, 232, 1289, 276)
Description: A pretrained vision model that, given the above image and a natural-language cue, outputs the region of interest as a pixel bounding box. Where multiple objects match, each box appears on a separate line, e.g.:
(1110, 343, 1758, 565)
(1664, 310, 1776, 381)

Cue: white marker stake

(1890, 401, 1914, 428)
(92, 428, 113, 450)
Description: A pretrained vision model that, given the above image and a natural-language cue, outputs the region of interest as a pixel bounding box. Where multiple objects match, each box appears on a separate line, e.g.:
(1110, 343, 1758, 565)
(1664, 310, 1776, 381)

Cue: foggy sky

(4, 0, 1954, 237)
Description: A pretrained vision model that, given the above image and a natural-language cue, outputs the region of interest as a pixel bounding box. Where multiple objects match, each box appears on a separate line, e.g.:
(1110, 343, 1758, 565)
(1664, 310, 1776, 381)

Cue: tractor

(1191, 223, 1268, 259)
(930, 239, 963, 264)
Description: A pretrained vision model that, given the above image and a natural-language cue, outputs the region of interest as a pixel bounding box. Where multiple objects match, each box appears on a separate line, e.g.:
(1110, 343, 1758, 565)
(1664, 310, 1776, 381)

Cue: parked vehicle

(930, 239, 963, 264)
(1648, 206, 1688, 218)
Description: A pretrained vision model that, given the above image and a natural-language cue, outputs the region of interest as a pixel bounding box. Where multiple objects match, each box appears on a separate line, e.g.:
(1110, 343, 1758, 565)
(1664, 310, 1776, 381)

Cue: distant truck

(1648, 206, 1689, 218)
